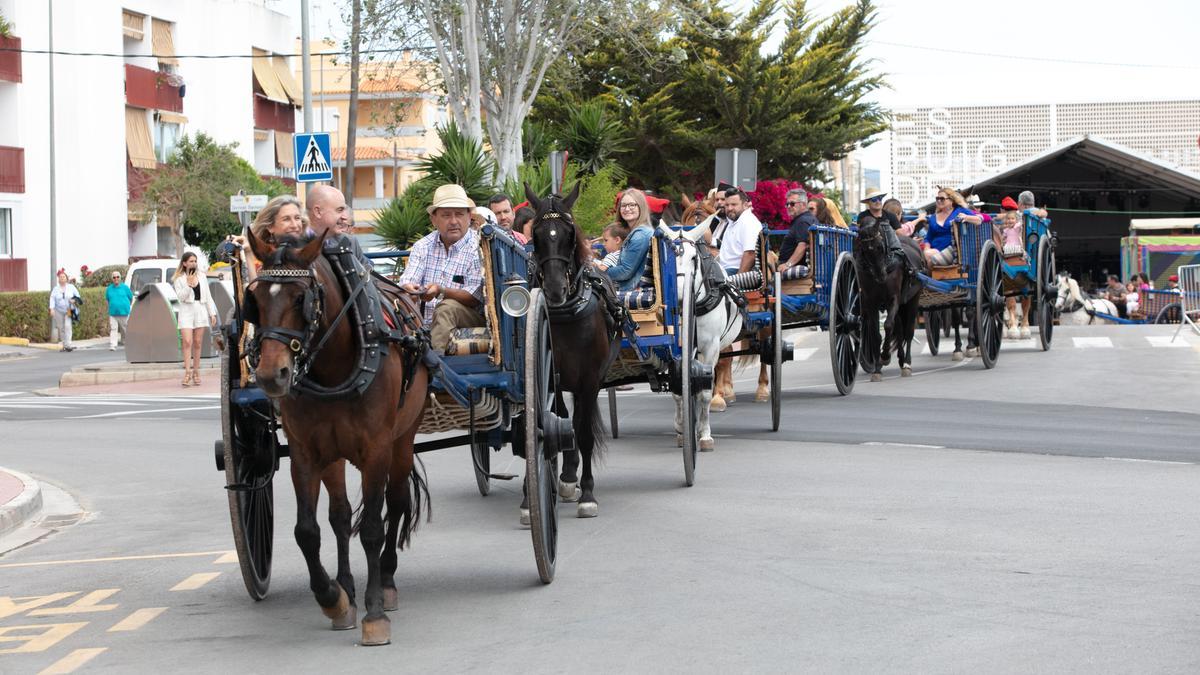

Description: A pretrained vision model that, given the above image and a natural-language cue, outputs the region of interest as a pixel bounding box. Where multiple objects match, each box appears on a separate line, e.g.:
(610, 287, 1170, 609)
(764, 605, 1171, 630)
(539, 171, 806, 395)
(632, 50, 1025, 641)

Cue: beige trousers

(429, 299, 486, 351)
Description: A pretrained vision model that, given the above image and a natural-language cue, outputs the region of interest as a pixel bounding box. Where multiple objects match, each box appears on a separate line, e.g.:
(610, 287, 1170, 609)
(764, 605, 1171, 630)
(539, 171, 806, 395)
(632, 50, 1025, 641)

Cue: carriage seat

(929, 264, 963, 281)
(616, 289, 657, 310)
(446, 326, 492, 356)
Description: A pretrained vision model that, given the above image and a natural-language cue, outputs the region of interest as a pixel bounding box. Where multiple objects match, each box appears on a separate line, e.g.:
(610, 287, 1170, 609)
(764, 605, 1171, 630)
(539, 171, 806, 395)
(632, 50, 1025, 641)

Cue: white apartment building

(0, 0, 298, 292)
(888, 100, 1200, 207)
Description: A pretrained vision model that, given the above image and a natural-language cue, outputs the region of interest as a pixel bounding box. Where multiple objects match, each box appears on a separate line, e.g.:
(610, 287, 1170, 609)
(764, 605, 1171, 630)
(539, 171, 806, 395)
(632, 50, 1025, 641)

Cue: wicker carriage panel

(416, 390, 510, 435)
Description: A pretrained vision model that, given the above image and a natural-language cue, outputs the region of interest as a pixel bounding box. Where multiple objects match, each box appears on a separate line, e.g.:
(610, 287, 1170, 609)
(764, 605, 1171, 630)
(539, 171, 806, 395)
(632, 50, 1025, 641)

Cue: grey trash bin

(126, 282, 218, 363)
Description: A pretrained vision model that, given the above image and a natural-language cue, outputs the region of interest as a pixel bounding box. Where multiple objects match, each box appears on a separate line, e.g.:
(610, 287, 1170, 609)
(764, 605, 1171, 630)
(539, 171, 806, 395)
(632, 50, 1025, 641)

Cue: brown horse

(246, 232, 429, 647)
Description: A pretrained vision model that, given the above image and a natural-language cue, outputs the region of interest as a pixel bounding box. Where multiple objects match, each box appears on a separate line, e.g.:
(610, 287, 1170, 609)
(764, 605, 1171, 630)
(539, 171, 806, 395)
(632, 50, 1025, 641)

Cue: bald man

(306, 184, 371, 270)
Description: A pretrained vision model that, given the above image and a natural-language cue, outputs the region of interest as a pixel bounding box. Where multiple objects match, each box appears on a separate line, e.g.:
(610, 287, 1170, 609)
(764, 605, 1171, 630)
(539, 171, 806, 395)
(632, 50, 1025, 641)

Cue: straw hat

(860, 190, 887, 203)
(427, 184, 475, 214)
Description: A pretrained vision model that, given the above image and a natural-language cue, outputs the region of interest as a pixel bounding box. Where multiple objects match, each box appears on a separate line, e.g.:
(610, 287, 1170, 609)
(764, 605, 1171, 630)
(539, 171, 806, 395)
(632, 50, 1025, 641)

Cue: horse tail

(349, 456, 432, 550)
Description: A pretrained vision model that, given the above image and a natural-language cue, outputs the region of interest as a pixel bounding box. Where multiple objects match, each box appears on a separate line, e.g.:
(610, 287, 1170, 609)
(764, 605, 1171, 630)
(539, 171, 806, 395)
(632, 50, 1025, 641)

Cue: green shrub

(373, 195, 431, 249)
(0, 288, 110, 342)
(571, 164, 624, 236)
(81, 264, 130, 288)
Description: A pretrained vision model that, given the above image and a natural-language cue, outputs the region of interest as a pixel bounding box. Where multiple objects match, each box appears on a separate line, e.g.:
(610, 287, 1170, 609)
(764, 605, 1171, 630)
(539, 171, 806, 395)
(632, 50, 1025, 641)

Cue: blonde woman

(228, 195, 308, 282)
(920, 187, 981, 266)
(822, 197, 849, 228)
(604, 188, 654, 291)
(173, 251, 219, 386)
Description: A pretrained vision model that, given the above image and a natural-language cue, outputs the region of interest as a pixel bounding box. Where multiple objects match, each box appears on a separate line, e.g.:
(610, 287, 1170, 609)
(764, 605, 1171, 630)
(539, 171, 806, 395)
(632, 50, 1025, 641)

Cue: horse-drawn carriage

(215, 222, 572, 613)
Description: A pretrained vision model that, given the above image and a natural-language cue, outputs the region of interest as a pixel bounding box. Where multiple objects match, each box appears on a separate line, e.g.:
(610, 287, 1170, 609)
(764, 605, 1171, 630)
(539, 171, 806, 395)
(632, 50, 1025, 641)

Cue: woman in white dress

(172, 252, 218, 387)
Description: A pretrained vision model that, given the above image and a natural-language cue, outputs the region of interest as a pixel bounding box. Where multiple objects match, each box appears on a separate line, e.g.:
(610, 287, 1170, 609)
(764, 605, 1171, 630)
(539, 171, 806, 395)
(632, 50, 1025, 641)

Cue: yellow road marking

(0, 594, 78, 620)
(213, 551, 239, 564)
(170, 572, 220, 591)
(0, 622, 87, 654)
(38, 647, 107, 674)
(107, 607, 167, 632)
(29, 589, 119, 616)
(0, 551, 234, 569)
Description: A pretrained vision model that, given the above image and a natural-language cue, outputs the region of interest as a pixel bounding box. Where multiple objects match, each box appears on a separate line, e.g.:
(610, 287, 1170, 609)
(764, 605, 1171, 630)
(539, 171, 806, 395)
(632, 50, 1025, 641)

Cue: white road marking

(0, 391, 20, 397)
(67, 405, 219, 419)
(1072, 337, 1113, 349)
(793, 347, 817, 361)
(1103, 457, 1193, 466)
(1146, 335, 1190, 348)
(861, 441, 946, 449)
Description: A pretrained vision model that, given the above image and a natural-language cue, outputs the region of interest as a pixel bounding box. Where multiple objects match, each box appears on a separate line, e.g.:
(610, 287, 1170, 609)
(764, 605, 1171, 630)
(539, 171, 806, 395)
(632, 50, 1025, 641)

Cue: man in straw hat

(857, 190, 915, 277)
(399, 183, 486, 351)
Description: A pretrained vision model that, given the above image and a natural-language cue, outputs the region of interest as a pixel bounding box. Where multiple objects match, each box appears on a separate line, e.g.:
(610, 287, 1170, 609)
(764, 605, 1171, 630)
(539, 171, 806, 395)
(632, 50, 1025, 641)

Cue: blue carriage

(215, 224, 571, 597)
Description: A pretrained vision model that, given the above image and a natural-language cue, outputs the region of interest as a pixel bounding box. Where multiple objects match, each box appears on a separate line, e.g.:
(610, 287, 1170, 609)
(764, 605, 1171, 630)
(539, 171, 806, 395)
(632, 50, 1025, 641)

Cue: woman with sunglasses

(921, 187, 981, 266)
(604, 188, 655, 291)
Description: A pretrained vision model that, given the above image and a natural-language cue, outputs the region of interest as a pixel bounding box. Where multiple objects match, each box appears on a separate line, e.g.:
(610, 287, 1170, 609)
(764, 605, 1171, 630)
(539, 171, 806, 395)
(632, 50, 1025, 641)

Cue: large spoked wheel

(976, 241, 1004, 369)
(829, 252, 862, 396)
(1036, 235, 1056, 351)
(470, 435, 490, 497)
(220, 323, 274, 601)
(524, 290, 561, 584)
(1155, 303, 1182, 324)
(770, 272, 783, 431)
(679, 267, 700, 487)
(607, 387, 619, 439)
(924, 310, 942, 355)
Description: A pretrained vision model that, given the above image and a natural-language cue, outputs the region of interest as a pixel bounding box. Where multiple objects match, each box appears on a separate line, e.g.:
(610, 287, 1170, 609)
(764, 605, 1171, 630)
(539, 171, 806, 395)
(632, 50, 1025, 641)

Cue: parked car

(126, 258, 180, 296)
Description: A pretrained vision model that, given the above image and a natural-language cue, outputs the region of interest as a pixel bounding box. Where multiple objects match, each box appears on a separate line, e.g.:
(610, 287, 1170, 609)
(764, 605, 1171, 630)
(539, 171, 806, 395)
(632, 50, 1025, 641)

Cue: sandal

(182, 371, 193, 387)
(191, 370, 202, 386)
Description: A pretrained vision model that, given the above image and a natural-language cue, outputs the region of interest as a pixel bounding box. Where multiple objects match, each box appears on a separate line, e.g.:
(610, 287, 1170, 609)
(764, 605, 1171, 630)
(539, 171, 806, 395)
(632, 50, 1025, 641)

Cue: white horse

(1055, 272, 1121, 325)
(659, 220, 743, 452)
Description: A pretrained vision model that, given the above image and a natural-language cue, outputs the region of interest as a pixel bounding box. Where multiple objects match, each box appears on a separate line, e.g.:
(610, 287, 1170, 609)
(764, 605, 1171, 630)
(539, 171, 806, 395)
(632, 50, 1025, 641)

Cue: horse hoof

(754, 387, 769, 403)
(383, 587, 399, 613)
(1020, 328, 1031, 339)
(952, 351, 964, 362)
(361, 617, 391, 647)
(870, 373, 882, 383)
(710, 395, 727, 412)
(557, 481, 581, 502)
(519, 508, 531, 528)
(966, 347, 979, 358)
(725, 391, 736, 403)
(676, 434, 683, 448)
(321, 584, 355, 629)
(901, 367, 912, 378)
(577, 501, 599, 518)
(700, 438, 715, 452)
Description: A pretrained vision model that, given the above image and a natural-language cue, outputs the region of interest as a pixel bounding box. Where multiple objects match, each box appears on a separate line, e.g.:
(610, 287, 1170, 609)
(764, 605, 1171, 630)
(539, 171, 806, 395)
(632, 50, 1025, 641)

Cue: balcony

(0, 258, 27, 292)
(0, 36, 21, 83)
(358, 125, 427, 139)
(0, 146, 24, 193)
(125, 64, 183, 113)
(254, 95, 295, 133)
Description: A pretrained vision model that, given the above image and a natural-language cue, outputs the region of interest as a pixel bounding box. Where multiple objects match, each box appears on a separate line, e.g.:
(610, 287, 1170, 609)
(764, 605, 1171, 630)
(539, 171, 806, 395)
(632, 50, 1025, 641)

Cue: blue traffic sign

(294, 132, 333, 183)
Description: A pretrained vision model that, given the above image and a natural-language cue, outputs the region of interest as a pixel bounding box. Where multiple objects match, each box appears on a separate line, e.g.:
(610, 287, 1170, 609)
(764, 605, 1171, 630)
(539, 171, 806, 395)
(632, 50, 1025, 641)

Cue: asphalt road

(0, 324, 1197, 672)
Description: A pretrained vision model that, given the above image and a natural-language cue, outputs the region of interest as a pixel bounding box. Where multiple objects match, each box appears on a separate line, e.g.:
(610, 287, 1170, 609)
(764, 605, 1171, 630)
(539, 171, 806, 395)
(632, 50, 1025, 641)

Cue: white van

(126, 259, 180, 296)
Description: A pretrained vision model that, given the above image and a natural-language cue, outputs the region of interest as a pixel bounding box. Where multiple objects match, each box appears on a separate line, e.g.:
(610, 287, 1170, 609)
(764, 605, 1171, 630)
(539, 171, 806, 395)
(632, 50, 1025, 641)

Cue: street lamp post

(48, 0, 57, 283)
(300, 0, 314, 198)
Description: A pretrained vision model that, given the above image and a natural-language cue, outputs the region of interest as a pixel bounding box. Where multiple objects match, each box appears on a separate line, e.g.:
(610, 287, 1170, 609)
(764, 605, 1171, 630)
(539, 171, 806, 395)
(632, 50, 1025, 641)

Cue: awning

(271, 55, 303, 106)
(275, 131, 294, 169)
(1129, 218, 1200, 232)
(151, 19, 178, 67)
(251, 48, 289, 104)
(157, 112, 188, 125)
(125, 107, 157, 169)
(122, 10, 145, 40)
(253, 129, 269, 142)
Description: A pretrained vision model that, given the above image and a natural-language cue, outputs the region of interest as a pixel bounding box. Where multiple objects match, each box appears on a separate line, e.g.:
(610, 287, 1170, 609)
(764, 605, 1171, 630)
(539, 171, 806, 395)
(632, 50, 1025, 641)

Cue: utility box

(126, 282, 218, 363)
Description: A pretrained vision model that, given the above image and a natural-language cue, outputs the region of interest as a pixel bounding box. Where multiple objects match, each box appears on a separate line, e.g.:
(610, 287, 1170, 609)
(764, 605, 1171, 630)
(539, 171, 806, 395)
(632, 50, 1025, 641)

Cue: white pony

(659, 219, 743, 452)
(1055, 272, 1120, 325)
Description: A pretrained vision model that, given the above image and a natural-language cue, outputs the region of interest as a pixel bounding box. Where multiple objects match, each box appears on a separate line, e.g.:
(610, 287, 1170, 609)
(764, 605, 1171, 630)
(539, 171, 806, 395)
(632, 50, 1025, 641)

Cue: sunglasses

(934, 196, 949, 202)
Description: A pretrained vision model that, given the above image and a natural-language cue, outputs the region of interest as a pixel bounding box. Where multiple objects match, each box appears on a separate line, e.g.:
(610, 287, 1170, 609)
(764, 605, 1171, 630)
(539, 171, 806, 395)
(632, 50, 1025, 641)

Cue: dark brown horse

(246, 232, 429, 646)
(524, 183, 619, 518)
(853, 216, 925, 380)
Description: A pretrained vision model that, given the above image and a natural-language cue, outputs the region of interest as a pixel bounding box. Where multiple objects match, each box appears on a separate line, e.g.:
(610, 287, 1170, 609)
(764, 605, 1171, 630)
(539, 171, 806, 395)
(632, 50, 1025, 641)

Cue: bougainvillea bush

(749, 179, 823, 228)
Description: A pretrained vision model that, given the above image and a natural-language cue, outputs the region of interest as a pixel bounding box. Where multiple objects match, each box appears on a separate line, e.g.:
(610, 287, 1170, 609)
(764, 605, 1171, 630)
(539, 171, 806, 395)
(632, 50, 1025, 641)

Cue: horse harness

(243, 235, 428, 401)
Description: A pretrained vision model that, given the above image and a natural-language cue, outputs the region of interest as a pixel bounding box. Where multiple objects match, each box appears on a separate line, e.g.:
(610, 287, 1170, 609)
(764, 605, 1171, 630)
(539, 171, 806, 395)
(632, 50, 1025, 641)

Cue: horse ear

(561, 182, 581, 212)
(681, 194, 693, 209)
(297, 229, 329, 265)
(523, 182, 541, 212)
(247, 229, 274, 263)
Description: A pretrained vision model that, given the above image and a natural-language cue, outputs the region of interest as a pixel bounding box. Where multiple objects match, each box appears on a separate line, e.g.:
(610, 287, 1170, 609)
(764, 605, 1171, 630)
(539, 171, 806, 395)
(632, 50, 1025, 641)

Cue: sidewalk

(57, 356, 218, 388)
(37, 376, 219, 397)
(0, 467, 42, 540)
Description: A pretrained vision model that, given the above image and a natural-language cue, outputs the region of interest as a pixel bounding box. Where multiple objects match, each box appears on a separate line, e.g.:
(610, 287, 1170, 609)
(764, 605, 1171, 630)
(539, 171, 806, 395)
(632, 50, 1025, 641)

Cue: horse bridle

(246, 266, 325, 385)
(531, 209, 584, 303)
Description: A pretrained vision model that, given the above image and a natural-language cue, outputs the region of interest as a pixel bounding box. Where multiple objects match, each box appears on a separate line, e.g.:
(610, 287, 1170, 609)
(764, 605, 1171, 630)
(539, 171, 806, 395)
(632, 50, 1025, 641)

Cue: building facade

(888, 100, 1200, 207)
(299, 41, 445, 227)
(0, 0, 297, 292)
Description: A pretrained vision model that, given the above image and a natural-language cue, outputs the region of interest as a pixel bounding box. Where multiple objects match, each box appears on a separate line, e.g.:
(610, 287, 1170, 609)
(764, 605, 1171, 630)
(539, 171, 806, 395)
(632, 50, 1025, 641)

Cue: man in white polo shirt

(713, 187, 761, 275)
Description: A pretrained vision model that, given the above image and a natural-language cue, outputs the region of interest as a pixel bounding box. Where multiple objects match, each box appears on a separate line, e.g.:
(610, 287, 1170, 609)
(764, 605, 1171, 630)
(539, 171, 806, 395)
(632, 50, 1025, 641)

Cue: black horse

(854, 216, 926, 381)
(524, 183, 621, 518)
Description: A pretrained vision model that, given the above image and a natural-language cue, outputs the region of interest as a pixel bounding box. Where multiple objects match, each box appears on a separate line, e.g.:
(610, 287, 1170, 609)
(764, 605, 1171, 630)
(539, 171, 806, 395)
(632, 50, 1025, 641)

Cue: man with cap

(857, 190, 913, 276)
(399, 184, 485, 351)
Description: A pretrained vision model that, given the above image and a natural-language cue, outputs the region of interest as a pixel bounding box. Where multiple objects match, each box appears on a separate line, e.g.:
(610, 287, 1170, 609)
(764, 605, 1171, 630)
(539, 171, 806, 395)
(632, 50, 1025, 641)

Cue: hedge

(0, 287, 112, 342)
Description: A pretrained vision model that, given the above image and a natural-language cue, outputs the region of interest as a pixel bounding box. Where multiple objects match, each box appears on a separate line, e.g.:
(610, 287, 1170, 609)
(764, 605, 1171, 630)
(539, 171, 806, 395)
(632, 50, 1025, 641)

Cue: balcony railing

(0, 146, 24, 193)
(254, 95, 295, 133)
(0, 258, 27, 292)
(358, 125, 426, 138)
(125, 64, 183, 113)
(0, 36, 21, 83)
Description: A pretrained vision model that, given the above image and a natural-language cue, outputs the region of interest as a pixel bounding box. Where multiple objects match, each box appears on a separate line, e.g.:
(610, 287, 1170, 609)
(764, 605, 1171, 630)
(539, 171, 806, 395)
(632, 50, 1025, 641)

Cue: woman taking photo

(173, 252, 219, 386)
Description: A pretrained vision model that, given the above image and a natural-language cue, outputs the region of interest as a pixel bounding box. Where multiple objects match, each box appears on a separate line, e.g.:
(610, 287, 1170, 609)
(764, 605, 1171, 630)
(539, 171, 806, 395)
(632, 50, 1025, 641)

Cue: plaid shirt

(399, 228, 484, 324)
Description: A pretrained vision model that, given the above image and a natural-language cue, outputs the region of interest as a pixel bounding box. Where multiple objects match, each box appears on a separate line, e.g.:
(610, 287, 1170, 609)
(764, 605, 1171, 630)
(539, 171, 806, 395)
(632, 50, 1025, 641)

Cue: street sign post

(294, 132, 333, 183)
(715, 148, 758, 193)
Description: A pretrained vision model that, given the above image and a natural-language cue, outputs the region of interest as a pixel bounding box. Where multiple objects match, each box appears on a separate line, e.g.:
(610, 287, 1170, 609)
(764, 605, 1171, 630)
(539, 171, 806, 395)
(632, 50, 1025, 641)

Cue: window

(0, 208, 10, 256)
(130, 268, 161, 294)
(155, 119, 181, 162)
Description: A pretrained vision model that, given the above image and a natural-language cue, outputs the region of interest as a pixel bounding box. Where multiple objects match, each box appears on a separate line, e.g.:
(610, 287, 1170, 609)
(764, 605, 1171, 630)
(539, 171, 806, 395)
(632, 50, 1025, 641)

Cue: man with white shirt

(713, 187, 761, 275)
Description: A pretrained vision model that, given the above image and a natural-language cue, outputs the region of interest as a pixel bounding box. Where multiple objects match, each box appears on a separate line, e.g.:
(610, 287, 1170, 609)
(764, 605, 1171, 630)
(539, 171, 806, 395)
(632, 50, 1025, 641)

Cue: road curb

(59, 365, 219, 387)
(0, 467, 43, 540)
(0, 336, 30, 346)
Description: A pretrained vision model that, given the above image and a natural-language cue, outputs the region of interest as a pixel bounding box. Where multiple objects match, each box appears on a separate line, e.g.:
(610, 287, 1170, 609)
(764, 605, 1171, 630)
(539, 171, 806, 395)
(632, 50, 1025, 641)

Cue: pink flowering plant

(750, 179, 822, 228)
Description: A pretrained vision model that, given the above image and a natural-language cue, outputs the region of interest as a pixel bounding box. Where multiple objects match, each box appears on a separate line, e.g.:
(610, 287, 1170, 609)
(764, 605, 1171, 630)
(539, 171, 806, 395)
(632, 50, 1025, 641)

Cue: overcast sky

(282, 0, 1200, 178)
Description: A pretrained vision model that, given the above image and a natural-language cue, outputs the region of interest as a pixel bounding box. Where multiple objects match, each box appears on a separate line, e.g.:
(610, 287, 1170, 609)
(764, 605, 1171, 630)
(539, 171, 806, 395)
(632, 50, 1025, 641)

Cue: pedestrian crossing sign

(294, 132, 333, 183)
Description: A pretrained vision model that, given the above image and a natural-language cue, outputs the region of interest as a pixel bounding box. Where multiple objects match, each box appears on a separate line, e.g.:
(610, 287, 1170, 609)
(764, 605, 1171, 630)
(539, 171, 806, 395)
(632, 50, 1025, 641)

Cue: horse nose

(258, 366, 291, 396)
